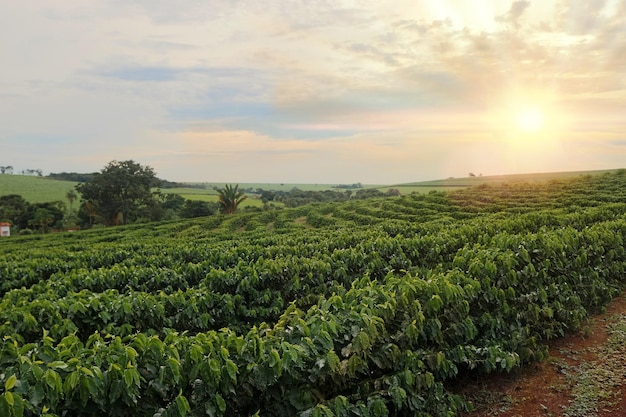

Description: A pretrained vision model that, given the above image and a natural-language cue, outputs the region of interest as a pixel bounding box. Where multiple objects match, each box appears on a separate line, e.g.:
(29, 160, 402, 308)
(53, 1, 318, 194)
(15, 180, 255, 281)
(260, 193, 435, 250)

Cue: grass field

(181, 182, 384, 192)
(387, 168, 622, 194)
(0, 174, 80, 204)
(1, 168, 622, 204)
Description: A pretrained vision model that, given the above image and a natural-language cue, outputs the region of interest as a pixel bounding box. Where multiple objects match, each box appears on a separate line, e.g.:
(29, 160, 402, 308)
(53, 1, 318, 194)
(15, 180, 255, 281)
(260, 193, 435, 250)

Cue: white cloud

(1, 0, 625, 182)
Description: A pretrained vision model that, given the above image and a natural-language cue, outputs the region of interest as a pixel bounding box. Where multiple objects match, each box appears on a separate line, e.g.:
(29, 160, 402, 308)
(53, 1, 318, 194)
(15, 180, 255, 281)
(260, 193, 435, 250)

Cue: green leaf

(30, 385, 45, 407)
(215, 393, 226, 414)
(168, 357, 181, 383)
(326, 350, 340, 372)
(32, 365, 44, 379)
(0, 396, 9, 417)
(4, 392, 14, 407)
(123, 369, 134, 389)
(64, 371, 80, 393)
(225, 361, 237, 383)
(176, 394, 190, 417)
(18, 343, 37, 356)
(48, 361, 68, 370)
(12, 393, 24, 417)
(205, 400, 216, 417)
(5, 375, 17, 391)
(209, 359, 220, 376)
(44, 369, 62, 394)
(269, 349, 281, 369)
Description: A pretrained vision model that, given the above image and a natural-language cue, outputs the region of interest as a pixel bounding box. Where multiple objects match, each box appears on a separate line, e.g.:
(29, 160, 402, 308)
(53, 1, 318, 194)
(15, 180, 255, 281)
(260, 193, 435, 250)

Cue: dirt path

(456, 295, 626, 417)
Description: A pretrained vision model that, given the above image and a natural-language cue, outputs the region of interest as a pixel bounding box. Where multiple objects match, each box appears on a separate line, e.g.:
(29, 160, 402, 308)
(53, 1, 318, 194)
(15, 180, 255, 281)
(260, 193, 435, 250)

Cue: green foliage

(0, 194, 29, 224)
(76, 160, 160, 226)
(217, 184, 247, 214)
(1, 171, 626, 416)
(180, 200, 217, 219)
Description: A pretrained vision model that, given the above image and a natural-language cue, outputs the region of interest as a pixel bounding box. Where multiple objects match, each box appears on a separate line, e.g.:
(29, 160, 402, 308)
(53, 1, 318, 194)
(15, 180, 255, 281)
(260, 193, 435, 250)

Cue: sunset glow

(516, 108, 544, 133)
(1, 1, 625, 183)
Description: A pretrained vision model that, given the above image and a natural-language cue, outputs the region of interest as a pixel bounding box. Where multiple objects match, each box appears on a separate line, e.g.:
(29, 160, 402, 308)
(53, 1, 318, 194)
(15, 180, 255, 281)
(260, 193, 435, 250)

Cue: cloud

(496, 1, 531, 27)
(2, 0, 626, 182)
(99, 67, 181, 82)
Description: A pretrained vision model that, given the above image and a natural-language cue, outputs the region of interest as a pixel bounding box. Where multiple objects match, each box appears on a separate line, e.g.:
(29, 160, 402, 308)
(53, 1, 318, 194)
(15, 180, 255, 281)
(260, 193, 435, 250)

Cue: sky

(1, 0, 625, 184)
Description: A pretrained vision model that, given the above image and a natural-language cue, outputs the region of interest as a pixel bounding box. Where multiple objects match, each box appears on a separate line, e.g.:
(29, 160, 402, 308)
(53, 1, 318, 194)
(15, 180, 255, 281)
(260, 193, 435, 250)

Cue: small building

(0, 222, 10, 237)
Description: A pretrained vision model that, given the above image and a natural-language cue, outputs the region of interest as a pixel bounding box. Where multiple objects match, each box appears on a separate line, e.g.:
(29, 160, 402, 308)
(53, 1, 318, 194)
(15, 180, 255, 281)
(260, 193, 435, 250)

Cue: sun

(485, 89, 571, 144)
(516, 107, 544, 133)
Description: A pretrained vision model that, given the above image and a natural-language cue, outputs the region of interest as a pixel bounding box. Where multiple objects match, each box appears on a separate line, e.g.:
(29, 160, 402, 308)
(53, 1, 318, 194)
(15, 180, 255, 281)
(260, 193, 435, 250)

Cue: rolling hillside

(0, 175, 80, 203)
(0, 170, 625, 416)
(1, 168, 622, 205)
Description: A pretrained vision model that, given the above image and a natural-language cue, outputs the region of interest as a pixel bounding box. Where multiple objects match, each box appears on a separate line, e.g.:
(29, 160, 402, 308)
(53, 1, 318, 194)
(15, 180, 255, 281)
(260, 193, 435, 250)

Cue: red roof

(0, 222, 11, 227)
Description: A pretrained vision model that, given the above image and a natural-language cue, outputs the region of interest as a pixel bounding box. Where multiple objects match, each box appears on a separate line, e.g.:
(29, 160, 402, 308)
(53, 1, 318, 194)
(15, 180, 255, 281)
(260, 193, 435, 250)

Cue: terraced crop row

(0, 171, 625, 416)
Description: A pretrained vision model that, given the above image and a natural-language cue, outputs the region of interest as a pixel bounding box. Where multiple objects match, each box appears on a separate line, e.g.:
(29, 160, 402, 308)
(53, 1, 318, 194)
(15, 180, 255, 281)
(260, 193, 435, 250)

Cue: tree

(19, 202, 65, 231)
(217, 184, 247, 214)
(160, 194, 185, 212)
(76, 201, 100, 227)
(75, 160, 160, 226)
(0, 194, 29, 226)
(181, 200, 216, 218)
(29, 208, 54, 233)
(66, 190, 78, 213)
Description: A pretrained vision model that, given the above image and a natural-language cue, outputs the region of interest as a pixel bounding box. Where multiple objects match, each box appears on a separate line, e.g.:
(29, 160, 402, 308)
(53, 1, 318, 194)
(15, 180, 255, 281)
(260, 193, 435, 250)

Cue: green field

(387, 168, 622, 194)
(183, 182, 384, 192)
(159, 188, 279, 208)
(0, 174, 80, 203)
(0, 175, 380, 205)
(1, 170, 626, 416)
(2, 169, 622, 205)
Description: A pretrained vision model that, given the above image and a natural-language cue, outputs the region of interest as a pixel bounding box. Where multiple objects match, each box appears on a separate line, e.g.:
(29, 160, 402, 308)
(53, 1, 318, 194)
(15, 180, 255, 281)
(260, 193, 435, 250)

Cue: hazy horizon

(2, 1, 625, 183)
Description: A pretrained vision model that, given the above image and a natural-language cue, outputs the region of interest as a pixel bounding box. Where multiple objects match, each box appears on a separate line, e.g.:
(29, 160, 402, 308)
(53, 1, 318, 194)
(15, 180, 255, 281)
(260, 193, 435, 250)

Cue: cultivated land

(0, 175, 80, 204)
(1, 168, 621, 204)
(1, 169, 626, 416)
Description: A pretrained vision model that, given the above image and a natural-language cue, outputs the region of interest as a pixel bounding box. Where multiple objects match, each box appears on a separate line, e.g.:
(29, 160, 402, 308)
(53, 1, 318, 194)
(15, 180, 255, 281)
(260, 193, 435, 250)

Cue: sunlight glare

(516, 107, 544, 133)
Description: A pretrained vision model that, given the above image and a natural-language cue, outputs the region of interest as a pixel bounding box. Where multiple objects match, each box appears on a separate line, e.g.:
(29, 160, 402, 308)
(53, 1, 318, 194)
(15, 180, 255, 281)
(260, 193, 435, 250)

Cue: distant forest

(47, 172, 200, 189)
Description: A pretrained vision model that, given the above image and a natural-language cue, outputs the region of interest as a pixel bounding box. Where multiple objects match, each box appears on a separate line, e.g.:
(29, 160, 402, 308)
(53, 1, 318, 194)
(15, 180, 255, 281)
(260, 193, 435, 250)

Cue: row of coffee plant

(0, 171, 625, 416)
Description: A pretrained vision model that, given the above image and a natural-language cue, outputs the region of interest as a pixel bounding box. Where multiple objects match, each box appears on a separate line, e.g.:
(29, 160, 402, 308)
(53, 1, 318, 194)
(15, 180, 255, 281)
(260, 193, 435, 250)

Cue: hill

(389, 168, 622, 194)
(0, 174, 79, 203)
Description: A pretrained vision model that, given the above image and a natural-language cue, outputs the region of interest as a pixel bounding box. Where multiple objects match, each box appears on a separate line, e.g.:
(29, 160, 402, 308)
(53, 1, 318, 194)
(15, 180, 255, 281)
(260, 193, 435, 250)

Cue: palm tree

(66, 190, 78, 213)
(217, 184, 247, 214)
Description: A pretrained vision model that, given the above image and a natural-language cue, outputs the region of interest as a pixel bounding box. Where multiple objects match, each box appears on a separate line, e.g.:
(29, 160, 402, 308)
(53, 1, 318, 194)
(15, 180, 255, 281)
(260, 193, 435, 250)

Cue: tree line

(0, 166, 43, 176)
(0, 159, 401, 233)
(0, 160, 250, 233)
(255, 187, 400, 207)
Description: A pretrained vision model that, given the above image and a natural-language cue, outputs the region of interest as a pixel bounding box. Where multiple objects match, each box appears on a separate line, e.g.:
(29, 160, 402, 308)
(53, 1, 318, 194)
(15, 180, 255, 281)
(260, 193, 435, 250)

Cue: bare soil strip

(457, 295, 626, 417)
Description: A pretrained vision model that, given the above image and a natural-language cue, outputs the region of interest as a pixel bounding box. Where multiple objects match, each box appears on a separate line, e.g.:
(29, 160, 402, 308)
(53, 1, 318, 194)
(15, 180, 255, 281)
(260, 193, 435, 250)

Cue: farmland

(1, 170, 626, 416)
(0, 175, 80, 204)
(1, 168, 618, 205)
(0, 175, 382, 206)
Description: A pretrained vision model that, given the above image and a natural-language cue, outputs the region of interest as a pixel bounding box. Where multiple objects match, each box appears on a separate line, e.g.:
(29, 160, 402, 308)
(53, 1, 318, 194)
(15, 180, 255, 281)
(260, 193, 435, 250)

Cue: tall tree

(66, 190, 78, 213)
(75, 160, 160, 226)
(0, 194, 28, 225)
(19, 202, 65, 231)
(29, 208, 54, 233)
(217, 184, 247, 214)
